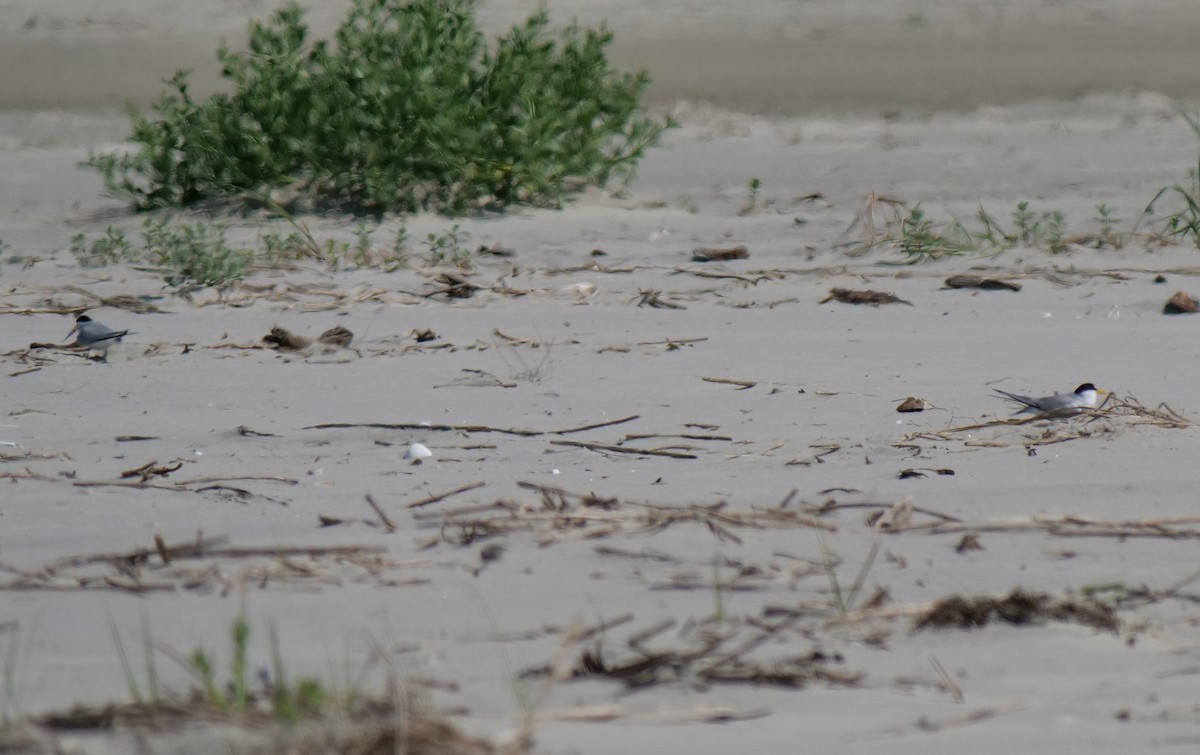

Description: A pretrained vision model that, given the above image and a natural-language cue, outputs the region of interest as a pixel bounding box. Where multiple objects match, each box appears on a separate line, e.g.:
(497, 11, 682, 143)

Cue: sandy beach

(4, 1, 1200, 752)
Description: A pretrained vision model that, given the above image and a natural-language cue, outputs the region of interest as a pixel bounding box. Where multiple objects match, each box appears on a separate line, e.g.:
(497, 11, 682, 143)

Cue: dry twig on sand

(306, 414, 640, 438)
(888, 513, 1200, 541)
(413, 481, 834, 547)
(522, 610, 863, 691)
(0, 536, 419, 594)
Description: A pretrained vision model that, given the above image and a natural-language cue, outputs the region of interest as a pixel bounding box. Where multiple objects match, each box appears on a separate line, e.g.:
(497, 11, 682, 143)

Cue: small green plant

(70, 226, 132, 268)
(393, 225, 410, 256)
(1012, 200, 1040, 244)
(894, 205, 976, 261)
(1042, 209, 1068, 254)
(268, 621, 324, 722)
(351, 221, 374, 266)
(142, 219, 251, 289)
(1144, 110, 1200, 247)
(740, 177, 763, 215)
(260, 230, 312, 266)
(175, 613, 326, 720)
(1093, 203, 1123, 248)
(84, 0, 672, 215)
(424, 224, 472, 267)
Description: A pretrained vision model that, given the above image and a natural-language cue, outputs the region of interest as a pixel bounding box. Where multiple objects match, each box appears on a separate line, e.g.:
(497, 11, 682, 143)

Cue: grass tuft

(1142, 110, 1200, 247)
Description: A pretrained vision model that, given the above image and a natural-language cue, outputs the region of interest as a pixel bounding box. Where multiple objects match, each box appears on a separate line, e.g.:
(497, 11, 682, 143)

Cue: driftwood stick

(551, 415, 640, 435)
(405, 481, 486, 509)
(635, 337, 708, 346)
(180, 476, 299, 486)
(50, 536, 231, 569)
(305, 421, 542, 437)
(365, 494, 396, 531)
(623, 433, 733, 442)
(702, 377, 758, 389)
(308, 417, 644, 437)
(48, 540, 383, 571)
(550, 439, 697, 460)
(202, 545, 388, 558)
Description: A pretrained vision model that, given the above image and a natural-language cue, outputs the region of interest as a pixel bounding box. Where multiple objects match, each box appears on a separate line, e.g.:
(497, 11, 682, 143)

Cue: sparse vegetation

(142, 220, 252, 289)
(71, 226, 133, 268)
(70, 216, 418, 285)
(1143, 110, 1200, 248)
(1093, 203, 1124, 249)
(84, 0, 672, 216)
(70, 221, 250, 290)
(424, 224, 473, 267)
(160, 614, 328, 720)
(842, 195, 1105, 262)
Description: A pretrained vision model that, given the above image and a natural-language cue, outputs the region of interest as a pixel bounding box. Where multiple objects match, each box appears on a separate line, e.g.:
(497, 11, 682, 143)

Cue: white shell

(403, 443, 433, 462)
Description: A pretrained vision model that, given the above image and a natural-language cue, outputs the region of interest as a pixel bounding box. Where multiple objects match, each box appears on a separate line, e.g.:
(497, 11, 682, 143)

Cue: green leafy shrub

(85, 0, 671, 215)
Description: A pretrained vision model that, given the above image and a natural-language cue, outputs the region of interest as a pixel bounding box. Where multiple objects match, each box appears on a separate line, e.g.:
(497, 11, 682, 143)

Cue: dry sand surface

(5, 0, 1200, 753)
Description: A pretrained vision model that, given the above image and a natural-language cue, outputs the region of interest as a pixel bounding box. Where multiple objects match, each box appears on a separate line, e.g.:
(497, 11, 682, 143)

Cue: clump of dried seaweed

(914, 588, 1118, 632)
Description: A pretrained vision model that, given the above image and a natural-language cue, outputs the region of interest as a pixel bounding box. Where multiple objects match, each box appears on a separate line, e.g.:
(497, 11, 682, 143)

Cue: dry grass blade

(836, 192, 908, 256)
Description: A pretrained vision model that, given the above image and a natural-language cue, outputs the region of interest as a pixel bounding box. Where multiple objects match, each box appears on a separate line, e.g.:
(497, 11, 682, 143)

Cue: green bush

(86, 0, 671, 215)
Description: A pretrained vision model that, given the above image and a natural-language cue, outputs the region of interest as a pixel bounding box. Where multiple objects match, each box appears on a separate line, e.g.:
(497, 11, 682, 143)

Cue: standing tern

(992, 382, 1107, 416)
(67, 315, 130, 362)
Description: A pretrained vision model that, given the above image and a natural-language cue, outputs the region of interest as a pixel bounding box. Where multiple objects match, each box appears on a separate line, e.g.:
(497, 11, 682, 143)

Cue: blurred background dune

(4, 0, 1200, 114)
